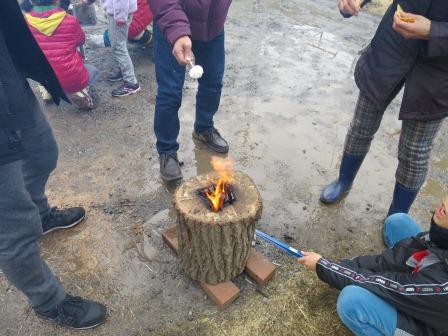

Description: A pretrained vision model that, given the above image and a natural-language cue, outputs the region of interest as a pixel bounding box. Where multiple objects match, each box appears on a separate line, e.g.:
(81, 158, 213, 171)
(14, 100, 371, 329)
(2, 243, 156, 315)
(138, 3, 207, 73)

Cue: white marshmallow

(189, 65, 204, 79)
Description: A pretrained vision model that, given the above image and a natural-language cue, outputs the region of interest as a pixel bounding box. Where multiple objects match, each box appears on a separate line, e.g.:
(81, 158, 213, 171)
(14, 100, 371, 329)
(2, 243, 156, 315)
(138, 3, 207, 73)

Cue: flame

(205, 156, 233, 212)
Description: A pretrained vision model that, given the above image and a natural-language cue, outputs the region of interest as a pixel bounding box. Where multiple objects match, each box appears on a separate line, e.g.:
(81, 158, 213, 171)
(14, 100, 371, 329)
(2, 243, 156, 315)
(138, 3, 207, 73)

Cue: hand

(393, 12, 431, 40)
(338, 0, 361, 17)
(172, 36, 193, 65)
(297, 251, 322, 272)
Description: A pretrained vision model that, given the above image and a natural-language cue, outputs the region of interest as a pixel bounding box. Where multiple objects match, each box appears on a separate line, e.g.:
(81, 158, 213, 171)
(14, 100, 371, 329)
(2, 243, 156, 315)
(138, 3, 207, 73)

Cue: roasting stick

(255, 229, 303, 258)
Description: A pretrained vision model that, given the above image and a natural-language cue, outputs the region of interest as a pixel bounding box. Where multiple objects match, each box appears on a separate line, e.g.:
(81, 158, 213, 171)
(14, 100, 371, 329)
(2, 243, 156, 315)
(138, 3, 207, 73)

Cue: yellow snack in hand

(396, 4, 416, 23)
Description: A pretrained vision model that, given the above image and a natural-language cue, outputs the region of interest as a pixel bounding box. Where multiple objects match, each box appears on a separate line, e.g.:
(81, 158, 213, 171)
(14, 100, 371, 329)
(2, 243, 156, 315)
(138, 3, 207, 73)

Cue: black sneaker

(41, 207, 85, 235)
(35, 294, 106, 330)
(159, 152, 182, 182)
(193, 128, 229, 153)
(111, 82, 141, 97)
(106, 72, 123, 82)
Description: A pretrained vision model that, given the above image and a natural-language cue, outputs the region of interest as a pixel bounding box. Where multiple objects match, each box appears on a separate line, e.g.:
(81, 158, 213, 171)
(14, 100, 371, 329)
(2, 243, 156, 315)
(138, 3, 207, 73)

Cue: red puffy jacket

(128, 0, 153, 39)
(26, 8, 89, 94)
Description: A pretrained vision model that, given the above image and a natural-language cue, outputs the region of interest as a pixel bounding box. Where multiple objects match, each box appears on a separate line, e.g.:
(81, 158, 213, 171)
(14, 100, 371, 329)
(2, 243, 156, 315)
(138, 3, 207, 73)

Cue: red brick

(162, 226, 179, 256)
(245, 249, 276, 287)
(200, 282, 240, 310)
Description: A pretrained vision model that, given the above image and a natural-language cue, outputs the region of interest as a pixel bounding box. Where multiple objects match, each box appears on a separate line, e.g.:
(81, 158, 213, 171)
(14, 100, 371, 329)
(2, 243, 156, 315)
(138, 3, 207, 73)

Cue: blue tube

(255, 229, 303, 258)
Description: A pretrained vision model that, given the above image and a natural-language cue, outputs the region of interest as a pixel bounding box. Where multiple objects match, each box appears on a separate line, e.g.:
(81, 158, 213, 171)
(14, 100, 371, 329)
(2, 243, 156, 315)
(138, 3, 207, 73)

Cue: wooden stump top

(174, 171, 262, 225)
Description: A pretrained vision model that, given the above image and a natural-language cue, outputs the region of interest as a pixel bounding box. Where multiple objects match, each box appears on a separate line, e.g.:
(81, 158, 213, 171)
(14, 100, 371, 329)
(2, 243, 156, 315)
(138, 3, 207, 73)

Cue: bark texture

(174, 171, 263, 284)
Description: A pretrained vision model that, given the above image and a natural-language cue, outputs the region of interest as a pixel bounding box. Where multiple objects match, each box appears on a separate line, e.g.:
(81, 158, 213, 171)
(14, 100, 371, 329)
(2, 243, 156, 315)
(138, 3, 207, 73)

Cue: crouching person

(1, 0, 106, 329)
(25, 0, 99, 110)
(299, 199, 448, 335)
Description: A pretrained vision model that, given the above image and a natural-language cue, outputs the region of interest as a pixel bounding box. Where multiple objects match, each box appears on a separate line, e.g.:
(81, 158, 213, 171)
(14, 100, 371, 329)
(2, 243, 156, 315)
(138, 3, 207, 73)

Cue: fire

(205, 156, 233, 212)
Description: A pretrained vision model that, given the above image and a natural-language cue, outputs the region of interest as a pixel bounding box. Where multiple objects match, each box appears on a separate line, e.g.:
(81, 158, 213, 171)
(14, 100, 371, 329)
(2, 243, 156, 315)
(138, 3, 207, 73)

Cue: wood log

(174, 171, 262, 284)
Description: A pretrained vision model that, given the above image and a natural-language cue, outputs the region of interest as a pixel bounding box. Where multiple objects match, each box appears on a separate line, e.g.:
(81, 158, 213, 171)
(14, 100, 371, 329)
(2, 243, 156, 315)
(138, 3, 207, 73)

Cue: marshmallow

(189, 65, 204, 79)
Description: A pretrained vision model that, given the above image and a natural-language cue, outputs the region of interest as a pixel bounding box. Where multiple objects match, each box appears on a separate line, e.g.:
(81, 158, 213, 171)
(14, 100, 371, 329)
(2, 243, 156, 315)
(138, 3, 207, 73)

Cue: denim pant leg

(108, 15, 137, 84)
(21, 89, 58, 218)
(192, 30, 225, 132)
(383, 213, 423, 248)
(84, 64, 100, 87)
(153, 23, 185, 154)
(337, 286, 397, 336)
(0, 96, 66, 311)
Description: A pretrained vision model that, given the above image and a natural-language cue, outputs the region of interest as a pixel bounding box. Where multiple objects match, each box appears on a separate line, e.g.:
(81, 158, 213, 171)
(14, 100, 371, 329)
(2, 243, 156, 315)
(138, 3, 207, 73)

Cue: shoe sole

(107, 78, 123, 82)
(192, 133, 229, 154)
(42, 214, 86, 236)
(37, 313, 105, 330)
(111, 86, 141, 97)
(160, 172, 183, 182)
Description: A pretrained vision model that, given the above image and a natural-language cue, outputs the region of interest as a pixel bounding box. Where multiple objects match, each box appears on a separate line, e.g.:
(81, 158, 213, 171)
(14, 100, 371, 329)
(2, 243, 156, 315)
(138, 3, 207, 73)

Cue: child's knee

(337, 286, 369, 321)
(384, 213, 413, 234)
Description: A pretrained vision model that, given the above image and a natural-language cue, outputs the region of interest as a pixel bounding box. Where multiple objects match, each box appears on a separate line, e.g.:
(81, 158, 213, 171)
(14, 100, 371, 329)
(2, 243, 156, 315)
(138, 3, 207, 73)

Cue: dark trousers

(0, 90, 66, 312)
(153, 23, 225, 154)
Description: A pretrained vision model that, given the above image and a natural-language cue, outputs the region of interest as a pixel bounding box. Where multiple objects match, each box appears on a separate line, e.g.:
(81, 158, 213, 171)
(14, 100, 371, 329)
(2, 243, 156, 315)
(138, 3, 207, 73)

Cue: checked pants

(344, 93, 443, 191)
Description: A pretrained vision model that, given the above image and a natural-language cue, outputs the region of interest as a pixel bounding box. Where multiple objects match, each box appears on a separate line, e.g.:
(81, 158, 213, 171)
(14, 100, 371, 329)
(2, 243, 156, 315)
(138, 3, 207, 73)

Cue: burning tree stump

(174, 171, 262, 284)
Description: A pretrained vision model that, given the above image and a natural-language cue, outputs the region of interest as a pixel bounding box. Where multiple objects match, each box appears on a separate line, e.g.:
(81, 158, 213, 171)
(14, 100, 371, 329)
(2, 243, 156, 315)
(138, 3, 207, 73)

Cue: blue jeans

(85, 64, 100, 87)
(153, 23, 225, 154)
(337, 213, 422, 336)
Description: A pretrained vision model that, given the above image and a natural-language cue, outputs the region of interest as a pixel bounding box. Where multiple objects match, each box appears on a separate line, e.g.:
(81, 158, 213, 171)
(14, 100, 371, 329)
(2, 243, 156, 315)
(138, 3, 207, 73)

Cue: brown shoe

(68, 89, 94, 111)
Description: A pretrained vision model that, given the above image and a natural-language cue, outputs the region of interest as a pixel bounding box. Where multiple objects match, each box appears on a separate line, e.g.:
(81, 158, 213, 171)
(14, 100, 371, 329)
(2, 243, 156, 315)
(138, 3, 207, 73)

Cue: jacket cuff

(427, 21, 448, 58)
(166, 26, 192, 46)
(315, 257, 327, 283)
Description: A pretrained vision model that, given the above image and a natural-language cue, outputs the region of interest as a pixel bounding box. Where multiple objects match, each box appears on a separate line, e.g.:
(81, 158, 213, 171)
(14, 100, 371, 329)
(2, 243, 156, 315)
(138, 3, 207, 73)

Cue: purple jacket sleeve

(427, 21, 448, 58)
(149, 0, 191, 46)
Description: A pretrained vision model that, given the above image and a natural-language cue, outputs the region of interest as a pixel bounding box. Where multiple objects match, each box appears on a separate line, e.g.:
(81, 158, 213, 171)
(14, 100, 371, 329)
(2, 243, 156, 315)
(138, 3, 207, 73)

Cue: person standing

(84, 0, 141, 97)
(320, 0, 448, 217)
(0, 0, 106, 329)
(150, 0, 232, 182)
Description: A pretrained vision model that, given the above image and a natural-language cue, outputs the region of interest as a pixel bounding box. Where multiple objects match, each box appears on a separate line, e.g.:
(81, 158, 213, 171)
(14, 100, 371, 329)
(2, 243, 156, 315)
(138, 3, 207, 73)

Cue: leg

(0, 160, 66, 312)
(84, 64, 100, 87)
(108, 15, 137, 84)
(388, 118, 444, 215)
(383, 213, 423, 248)
(337, 286, 397, 336)
(21, 92, 58, 218)
(192, 30, 225, 132)
(153, 23, 185, 154)
(320, 93, 386, 203)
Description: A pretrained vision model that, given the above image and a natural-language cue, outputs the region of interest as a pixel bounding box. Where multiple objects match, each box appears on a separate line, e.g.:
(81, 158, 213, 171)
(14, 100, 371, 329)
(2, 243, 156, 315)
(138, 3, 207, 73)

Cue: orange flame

(205, 156, 233, 212)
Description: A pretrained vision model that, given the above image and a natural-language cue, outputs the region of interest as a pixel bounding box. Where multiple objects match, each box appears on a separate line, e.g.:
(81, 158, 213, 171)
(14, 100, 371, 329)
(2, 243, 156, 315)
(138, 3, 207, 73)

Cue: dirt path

(1, 0, 446, 335)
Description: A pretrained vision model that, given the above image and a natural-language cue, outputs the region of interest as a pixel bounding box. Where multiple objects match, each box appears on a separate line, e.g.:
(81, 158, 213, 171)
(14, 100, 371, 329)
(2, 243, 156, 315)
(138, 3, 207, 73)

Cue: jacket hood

(25, 11, 66, 36)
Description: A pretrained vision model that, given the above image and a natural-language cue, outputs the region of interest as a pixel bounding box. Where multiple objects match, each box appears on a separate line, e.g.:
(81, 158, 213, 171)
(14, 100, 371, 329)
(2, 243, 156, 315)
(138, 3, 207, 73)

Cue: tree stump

(174, 171, 263, 284)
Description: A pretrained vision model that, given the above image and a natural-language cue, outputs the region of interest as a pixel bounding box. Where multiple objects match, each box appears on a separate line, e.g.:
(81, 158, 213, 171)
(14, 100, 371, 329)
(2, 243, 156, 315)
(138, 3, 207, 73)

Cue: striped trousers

(344, 93, 443, 191)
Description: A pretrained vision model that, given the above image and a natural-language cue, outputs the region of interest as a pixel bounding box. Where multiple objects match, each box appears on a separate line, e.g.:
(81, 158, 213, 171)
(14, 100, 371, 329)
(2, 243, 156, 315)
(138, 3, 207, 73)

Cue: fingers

(339, 0, 360, 16)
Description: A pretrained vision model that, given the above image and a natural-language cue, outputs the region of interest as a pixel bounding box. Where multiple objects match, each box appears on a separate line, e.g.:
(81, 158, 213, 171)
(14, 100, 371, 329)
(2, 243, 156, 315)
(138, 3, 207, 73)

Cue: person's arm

(315, 256, 448, 331)
(148, 0, 190, 46)
(426, 22, 448, 58)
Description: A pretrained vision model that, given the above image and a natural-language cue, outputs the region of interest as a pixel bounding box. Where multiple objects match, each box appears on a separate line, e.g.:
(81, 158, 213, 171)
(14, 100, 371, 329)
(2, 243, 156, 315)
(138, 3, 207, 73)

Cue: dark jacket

(317, 233, 448, 336)
(0, 0, 66, 166)
(149, 0, 232, 45)
(355, 0, 448, 120)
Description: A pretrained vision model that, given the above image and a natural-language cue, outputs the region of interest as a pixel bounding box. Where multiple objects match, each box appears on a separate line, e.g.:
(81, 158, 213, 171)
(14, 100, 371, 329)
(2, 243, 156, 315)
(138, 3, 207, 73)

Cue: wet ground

(1, 0, 447, 335)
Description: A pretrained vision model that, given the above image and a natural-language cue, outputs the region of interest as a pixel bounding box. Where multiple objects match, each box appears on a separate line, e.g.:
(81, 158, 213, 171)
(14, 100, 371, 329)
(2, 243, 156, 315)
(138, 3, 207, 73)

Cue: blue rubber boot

(387, 182, 419, 217)
(320, 153, 364, 204)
